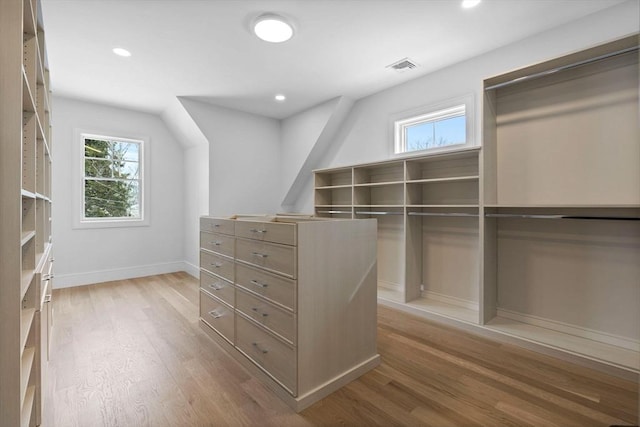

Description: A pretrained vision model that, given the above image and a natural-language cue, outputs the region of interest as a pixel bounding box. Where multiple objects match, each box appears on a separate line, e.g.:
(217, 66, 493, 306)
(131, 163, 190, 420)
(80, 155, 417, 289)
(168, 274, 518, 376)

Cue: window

(392, 95, 474, 155)
(75, 132, 149, 228)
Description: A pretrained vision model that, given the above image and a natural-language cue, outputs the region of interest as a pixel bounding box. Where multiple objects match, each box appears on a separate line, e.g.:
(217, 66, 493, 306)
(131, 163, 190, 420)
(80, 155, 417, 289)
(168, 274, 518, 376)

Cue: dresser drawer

(200, 250, 234, 282)
(200, 231, 234, 257)
(236, 288, 295, 344)
(200, 291, 234, 344)
(235, 220, 296, 246)
(235, 238, 296, 279)
(235, 263, 296, 311)
(200, 217, 235, 236)
(236, 314, 296, 395)
(200, 271, 235, 307)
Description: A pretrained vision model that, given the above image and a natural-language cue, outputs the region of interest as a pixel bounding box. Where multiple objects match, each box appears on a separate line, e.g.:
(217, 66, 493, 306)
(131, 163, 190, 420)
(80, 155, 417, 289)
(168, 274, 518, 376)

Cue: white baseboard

(497, 308, 640, 352)
(183, 261, 200, 278)
(54, 261, 193, 289)
(420, 289, 477, 311)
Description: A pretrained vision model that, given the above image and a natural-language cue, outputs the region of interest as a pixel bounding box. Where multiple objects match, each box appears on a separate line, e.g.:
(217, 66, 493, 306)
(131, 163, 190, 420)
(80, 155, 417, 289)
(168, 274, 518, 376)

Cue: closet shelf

(354, 181, 404, 187)
(21, 271, 35, 300)
(406, 175, 479, 184)
(19, 309, 35, 351)
(21, 231, 36, 246)
(407, 204, 478, 208)
(20, 386, 35, 427)
(315, 184, 352, 190)
(20, 347, 35, 406)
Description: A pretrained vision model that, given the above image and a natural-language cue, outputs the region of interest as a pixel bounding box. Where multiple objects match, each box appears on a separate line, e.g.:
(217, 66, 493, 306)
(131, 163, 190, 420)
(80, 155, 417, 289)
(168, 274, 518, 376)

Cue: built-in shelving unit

(1, 0, 53, 425)
(314, 34, 639, 376)
(315, 148, 482, 322)
(481, 34, 639, 375)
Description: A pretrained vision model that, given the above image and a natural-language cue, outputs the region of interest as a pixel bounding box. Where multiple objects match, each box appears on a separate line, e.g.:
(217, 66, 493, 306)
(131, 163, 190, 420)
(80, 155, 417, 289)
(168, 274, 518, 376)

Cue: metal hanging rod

(355, 211, 403, 216)
(485, 213, 639, 221)
(316, 210, 352, 214)
(484, 45, 639, 91)
(408, 212, 478, 217)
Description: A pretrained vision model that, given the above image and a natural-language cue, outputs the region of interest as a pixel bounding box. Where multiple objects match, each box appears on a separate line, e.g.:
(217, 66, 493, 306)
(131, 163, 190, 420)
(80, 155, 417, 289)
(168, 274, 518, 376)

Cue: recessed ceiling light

(112, 47, 132, 57)
(275, 94, 286, 102)
(254, 14, 294, 43)
(461, 0, 481, 8)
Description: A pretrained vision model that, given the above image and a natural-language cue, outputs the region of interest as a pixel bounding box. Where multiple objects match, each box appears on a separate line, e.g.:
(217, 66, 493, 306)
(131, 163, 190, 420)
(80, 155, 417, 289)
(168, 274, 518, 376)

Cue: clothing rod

(484, 45, 639, 91)
(485, 213, 639, 221)
(316, 210, 351, 214)
(355, 211, 403, 215)
(408, 212, 478, 217)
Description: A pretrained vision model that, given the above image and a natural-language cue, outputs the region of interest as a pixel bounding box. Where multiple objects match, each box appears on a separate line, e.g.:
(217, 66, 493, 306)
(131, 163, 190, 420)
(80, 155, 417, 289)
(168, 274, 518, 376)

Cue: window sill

(73, 218, 150, 230)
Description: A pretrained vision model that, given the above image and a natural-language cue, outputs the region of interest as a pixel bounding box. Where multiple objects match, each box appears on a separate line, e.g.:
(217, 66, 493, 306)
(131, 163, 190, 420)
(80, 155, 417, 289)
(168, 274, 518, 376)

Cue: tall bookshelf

(314, 34, 639, 377)
(1, 0, 53, 425)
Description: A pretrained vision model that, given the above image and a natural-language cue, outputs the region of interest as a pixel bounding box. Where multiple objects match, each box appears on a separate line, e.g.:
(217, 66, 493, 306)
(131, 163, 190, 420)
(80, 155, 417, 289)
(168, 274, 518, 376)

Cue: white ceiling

(42, 0, 625, 119)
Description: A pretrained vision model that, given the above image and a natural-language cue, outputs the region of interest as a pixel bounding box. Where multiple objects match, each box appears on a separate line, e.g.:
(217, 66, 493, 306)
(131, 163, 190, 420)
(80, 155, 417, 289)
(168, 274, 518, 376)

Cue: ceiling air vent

(387, 57, 418, 73)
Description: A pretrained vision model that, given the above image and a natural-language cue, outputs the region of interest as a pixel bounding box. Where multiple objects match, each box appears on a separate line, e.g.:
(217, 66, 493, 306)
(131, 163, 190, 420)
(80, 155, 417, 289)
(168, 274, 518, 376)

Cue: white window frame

(73, 129, 150, 229)
(390, 94, 475, 157)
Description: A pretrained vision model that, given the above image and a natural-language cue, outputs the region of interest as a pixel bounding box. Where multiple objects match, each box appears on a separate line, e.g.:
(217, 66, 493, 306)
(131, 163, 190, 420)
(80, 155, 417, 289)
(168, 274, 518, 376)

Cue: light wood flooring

(46, 272, 639, 426)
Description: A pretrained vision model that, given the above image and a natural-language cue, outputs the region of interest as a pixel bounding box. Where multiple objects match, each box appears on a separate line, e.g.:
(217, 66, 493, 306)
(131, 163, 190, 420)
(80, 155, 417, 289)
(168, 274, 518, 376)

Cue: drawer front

(200, 217, 234, 236)
(235, 238, 296, 279)
(236, 288, 295, 344)
(235, 221, 296, 246)
(200, 231, 234, 257)
(235, 263, 296, 311)
(200, 291, 234, 344)
(236, 314, 296, 394)
(200, 250, 234, 282)
(200, 271, 235, 307)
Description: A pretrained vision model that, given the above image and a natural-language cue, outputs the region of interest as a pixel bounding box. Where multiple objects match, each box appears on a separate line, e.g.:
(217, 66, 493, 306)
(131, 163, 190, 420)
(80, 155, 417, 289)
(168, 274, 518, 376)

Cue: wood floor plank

(45, 273, 638, 426)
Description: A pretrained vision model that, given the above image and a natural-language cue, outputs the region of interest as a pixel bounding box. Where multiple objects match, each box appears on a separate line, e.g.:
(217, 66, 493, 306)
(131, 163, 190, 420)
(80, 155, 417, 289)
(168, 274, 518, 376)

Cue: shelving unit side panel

(296, 219, 379, 395)
(0, 1, 29, 422)
(479, 214, 498, 324)
(481, 89, 498, 205)
(495, 53, 640, 205)
(496, 217, 640, 341)
(404, 214, 423, 302)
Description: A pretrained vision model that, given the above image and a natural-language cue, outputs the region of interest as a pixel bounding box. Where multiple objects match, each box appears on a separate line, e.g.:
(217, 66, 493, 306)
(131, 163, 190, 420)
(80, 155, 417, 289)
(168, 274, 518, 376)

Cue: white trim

(73, 128, 151, 229)
(183, 261, 200, 278)
(389, 93, 475, 157)
(497, 308, 640, 352)
(420, 289, 478, 311)
(378, 279, 402, 292)
(53, 261, 189, 288)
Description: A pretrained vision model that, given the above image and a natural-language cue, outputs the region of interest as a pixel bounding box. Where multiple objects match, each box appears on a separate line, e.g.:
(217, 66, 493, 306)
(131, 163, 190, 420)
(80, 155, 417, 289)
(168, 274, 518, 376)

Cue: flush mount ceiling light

(461, 0, 481, 8)
(112, 47, 132, 57)
(275, 94, 286, 101)
(253, 14, 294, 43)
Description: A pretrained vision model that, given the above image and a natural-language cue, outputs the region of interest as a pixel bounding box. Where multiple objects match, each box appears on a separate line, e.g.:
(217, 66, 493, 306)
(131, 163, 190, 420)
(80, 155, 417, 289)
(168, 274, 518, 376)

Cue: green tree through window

(83, 136, 141, 219)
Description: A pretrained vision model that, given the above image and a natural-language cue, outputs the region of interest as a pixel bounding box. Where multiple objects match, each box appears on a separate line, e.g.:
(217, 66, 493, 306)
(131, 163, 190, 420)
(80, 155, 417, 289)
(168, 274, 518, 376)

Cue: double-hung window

(80, 133, 146, 226)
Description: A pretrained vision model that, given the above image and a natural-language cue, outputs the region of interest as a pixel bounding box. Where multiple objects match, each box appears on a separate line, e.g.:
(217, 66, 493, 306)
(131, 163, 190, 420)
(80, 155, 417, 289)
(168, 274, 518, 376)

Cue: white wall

(183, 142, 209, 276)
(52, 96, 186, 287)
(280, 97, 340, 198)
(279, 96, 355, 213)
(162, 97, 211, 277)
(180, 98, 281, 216)
(289, 1, 639, 212)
